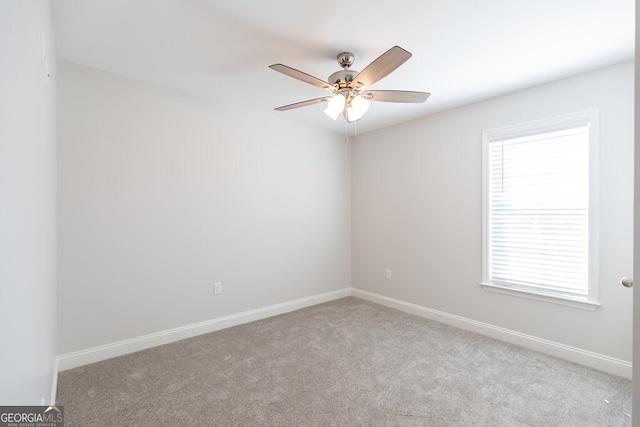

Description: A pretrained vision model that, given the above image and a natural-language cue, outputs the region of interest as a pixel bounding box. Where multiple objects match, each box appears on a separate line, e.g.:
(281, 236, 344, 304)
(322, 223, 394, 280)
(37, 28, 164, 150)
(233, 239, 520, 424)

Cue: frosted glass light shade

(324, 94, 346, 120)
(346, 96, 370, 122)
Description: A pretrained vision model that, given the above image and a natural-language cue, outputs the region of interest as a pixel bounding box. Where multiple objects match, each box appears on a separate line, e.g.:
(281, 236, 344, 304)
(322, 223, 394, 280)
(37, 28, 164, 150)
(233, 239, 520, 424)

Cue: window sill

(480, 282, 601, 311)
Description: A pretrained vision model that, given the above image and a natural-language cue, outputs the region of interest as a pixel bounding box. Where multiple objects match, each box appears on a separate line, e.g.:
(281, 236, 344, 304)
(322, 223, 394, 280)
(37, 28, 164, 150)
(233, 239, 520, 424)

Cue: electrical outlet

(214, 282, 222, 295)
(385, 269, 392, 280)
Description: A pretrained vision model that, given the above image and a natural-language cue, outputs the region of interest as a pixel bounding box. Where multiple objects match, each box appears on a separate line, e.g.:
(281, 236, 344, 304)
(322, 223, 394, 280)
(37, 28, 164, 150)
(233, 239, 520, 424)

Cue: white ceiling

(52, 0, 634, 135)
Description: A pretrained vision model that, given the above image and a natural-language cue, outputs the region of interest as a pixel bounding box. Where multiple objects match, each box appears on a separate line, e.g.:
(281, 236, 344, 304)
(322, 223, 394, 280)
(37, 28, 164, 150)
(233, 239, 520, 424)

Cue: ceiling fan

(269, 46, 431, 123)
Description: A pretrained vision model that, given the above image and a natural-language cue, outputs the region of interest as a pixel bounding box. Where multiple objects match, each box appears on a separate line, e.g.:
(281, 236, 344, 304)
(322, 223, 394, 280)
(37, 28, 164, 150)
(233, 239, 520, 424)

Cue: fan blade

(351, 46, 412, 89)
(363, 90, 430, 103)
(269, 64, 336, 92)
(274, 97, 332, 111)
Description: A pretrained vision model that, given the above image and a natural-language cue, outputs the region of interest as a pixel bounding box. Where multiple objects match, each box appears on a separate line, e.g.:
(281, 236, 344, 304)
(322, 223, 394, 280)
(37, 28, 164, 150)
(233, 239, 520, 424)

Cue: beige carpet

(57, 297, 631, 426)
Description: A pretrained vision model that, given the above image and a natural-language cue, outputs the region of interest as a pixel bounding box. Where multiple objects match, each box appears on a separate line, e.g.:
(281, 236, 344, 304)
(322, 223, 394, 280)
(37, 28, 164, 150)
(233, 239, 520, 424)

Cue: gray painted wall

(0, 1, 58, 405)
(57, 61, 351, 355)
(352, 61, 634, 362)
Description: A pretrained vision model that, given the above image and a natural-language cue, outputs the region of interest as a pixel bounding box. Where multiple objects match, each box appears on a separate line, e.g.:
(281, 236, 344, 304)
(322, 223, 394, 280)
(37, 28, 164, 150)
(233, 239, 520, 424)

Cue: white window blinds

(485, 115, 594, 301)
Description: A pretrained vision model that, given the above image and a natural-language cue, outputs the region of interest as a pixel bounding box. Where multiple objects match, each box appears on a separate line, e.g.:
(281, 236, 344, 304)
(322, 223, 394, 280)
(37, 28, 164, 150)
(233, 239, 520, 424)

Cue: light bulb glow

(346, 96, 370, 122)
(324, 94, 346, 120)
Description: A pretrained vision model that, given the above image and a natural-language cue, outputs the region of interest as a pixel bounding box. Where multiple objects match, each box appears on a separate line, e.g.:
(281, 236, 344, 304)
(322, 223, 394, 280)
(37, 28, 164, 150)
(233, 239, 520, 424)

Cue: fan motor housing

(328, 69, 358, 88)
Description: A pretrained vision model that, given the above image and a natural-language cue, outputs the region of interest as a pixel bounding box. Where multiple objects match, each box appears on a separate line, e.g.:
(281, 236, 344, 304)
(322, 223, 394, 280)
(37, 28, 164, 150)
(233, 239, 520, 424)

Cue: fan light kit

(269, 46, 430, 123)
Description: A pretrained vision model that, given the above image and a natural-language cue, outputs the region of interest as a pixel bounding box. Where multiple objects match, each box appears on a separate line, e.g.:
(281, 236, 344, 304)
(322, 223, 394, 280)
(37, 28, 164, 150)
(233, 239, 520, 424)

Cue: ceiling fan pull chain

(344, 120, 348, 143)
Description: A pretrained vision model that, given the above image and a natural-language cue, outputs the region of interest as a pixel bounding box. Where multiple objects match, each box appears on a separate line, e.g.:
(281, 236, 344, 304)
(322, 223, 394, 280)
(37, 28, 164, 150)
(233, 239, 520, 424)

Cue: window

(481, 110, 599, 309)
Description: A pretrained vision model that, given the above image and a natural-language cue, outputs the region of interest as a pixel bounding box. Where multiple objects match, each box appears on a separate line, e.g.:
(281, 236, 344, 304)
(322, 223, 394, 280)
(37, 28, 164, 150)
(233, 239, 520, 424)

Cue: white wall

(352, 62, 634, 363)
(57, 61, 351, 355)
(633, 0, 640, 412)
(0, 1, 58, 405)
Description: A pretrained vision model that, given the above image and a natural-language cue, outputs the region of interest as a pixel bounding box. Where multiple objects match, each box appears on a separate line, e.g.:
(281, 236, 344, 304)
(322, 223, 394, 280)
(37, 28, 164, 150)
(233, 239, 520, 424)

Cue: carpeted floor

(57, 297, 632, 426)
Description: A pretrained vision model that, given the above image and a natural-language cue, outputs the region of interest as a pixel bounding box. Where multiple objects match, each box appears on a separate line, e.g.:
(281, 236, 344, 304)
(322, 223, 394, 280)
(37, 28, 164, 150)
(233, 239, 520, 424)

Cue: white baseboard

(56, 286, 631, 380)
(351, 288, 632, 379)
(50, 357, 58, 404)
(57, 288, 350, 372)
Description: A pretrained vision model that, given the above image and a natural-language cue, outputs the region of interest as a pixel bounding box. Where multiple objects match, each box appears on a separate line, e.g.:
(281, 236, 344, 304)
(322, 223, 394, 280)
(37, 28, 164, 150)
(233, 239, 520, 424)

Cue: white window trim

(480, 109, 600, 310)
